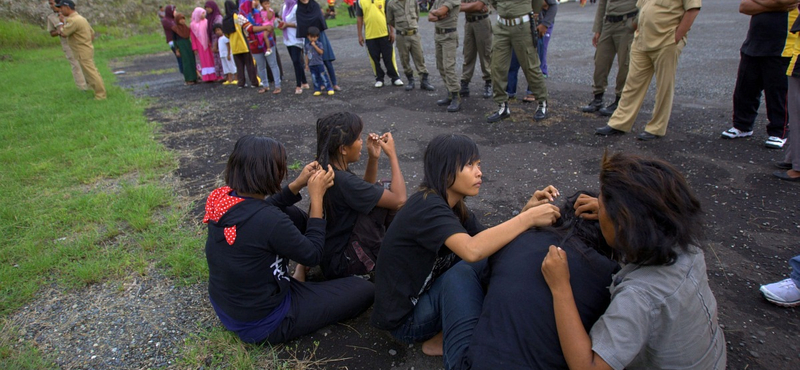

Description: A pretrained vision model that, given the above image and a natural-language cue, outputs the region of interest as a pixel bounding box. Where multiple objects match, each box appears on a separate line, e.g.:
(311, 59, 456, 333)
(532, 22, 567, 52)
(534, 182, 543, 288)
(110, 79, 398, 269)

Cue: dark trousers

(732, 53, 790, 138)
(286, 45, 308, 87)
(366, 36, 400, 82)
(266, 276, 374, 343)
(233, 52, 258, 87)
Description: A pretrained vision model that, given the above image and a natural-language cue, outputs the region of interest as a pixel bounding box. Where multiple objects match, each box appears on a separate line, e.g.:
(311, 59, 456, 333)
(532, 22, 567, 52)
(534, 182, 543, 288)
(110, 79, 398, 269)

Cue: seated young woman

(311, 111, 407, 280)
(541, 152, 727, 370)
(371, 134, 562, 370)
(464, 191, 620, 370)
(203, 135, 374, 344)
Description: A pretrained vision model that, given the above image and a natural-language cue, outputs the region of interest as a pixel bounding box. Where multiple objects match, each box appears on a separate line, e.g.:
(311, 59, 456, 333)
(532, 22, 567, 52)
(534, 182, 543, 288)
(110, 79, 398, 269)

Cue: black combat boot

(420, 73, 435, 91)
(598, 95, 620, 116)
(436, 93, 453, 106)
(534, 100, 547, 121)
(487, 102, 511, 123)
(447, 92, 461, 112)
(580, 93, 604, 112)
(405, 75, 415, 91)
(459, 80, 470, 97)
(483, 80, 492, 99)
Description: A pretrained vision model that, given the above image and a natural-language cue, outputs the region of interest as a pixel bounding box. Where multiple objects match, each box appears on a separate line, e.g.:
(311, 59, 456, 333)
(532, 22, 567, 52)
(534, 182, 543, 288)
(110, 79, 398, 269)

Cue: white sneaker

(765, 136, 787, 149)
(393, 79, 404, 86)
(720, 127, 753, 139)
(374, 81, 384, 88)
(759, 278, 800, 307)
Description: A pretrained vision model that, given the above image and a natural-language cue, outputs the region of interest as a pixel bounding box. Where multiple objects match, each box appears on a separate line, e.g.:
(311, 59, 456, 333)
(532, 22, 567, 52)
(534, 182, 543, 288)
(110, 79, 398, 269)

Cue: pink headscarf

(190, 7, 210, 51)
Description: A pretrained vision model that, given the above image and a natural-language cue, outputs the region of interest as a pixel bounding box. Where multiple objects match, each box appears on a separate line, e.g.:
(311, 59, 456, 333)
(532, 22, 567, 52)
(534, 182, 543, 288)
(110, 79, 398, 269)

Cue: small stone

(749, 351, 759, 358)
(389, 349, 397, 356)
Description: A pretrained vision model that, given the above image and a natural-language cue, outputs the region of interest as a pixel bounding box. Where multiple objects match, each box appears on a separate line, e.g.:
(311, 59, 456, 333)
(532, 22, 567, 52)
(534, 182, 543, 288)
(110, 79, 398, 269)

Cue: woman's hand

(542, 245, 571, 291)
(366, 133, 382, 159)
(522, 185, 559, 212)
(522, 203, 560, 227)
(573, 194, 599, 220)
(307, 165, 335, 200)
(293, 161, 320, 189)
(377, 132, 397, 159)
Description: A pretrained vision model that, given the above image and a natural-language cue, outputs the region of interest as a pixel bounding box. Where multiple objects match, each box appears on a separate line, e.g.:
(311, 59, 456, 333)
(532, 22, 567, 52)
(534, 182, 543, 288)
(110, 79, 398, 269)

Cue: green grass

(0, 27, 207, 367)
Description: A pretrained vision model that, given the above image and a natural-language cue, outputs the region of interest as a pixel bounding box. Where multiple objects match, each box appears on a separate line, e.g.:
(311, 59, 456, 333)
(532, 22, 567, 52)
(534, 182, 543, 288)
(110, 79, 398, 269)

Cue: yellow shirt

(359, 0, 389, 39)
(61, 12, 95, 57)
(634, 0, 701, 51)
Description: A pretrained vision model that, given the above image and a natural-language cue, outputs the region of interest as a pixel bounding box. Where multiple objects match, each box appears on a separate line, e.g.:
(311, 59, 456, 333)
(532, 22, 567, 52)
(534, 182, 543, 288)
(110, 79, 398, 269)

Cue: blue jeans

(791, 255, 800, 287)
(310, 64, 332, 92)
(390, 260, 487, 370)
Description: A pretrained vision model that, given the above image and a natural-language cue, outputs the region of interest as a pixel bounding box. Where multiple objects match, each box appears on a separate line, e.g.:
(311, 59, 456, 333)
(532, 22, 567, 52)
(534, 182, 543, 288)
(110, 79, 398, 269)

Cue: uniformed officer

(46, 0, 87, 91)
(386, 0, 436, 91)
(595, 0, 701, 140)
(580, 0, 637, 116)
(56, 0, 106, 100)
(487, 0, 548, 123)
(459, 0, 493, 98)
(429, 0, 462, 112)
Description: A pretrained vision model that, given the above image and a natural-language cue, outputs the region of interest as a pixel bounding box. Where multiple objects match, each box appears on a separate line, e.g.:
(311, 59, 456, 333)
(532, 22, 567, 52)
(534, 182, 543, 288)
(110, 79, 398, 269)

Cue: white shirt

(281, 5, 304, 47)
(218, 35, 231, 57)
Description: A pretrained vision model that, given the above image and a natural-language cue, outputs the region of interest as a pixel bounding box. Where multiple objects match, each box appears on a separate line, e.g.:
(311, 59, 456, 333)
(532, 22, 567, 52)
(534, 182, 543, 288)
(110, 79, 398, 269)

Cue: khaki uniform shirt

(490, 0, 542, 18)
(634, 0, 701, 51)
(432, 0, 461, 29)
(61, 12, 95, 57)
(592, 0, 638, 33)
(463, 0, 490, 16)
(46, 12, 71, 49)
(386, 0, 420, 31)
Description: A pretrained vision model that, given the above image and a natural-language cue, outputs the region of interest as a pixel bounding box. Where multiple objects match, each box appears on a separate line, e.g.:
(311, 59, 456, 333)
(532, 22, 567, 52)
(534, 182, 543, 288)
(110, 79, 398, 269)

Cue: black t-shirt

(371, 191, 485, 330)
(465, 230, 620, 370)
(741, 11, 795, 57)
(321, 169, 384, 273)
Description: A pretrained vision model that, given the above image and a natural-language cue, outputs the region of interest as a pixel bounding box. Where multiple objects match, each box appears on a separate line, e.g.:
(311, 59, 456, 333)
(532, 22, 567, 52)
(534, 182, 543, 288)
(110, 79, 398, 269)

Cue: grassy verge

(0, 28, 207, 368)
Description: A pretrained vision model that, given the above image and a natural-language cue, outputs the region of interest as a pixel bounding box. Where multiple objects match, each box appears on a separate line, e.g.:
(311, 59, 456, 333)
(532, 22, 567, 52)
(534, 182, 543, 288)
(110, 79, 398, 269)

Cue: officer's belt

(465, 14, 489, 22)
(435, 27, 457, 34)
(396, 29, 418, 36)
(497, 14, 530, 27)
(605, 10, 638, 23)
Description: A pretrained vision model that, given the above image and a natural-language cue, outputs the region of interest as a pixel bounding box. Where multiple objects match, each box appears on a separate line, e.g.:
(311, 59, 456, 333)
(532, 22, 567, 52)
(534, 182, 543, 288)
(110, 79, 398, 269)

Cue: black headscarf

(222, 0, 238, 35)
(296, 0, 327, 38)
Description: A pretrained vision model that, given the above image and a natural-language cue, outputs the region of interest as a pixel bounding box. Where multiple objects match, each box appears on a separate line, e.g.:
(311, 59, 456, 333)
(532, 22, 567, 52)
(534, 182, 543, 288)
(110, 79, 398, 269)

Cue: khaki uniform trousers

(396, 32, 429, 77)
(607, 40, 685, 136)
(490, 21, 547, 103)
(435, 31, 460, 93)
(462, 17, 492, 83)
(74, 48, 107, 100)
(61, 41, 87, 90)
(593, 18, 634, 97)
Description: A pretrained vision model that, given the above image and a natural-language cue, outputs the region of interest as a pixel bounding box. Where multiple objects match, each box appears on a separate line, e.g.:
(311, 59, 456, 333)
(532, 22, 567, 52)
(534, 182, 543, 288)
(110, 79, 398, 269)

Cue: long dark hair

(224, 135, 287, 196)
(549, 191, 614, 260)
(420, 134, 480, 223)
(315, 111, 363, 171)
(599, 152, 703, 266)
(221, 0, 237, 35)
(315, 112, 364, 221)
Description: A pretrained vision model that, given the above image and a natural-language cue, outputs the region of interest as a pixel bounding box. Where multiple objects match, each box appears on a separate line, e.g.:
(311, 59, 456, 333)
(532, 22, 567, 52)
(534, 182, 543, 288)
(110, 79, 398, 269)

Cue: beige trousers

(62, 42, 87, 90)
(607, 40, 684, 136)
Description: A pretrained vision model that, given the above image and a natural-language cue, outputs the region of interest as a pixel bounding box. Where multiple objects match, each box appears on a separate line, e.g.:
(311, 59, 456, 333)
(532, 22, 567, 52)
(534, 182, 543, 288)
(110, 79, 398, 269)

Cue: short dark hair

(224, 135, 287, 196)
(551, 191, 613, 260)
(599, 152, 703, 266)
(420, 134, 480, 223)
(307, 26, 320, 37)
(212, 23, 223, 31)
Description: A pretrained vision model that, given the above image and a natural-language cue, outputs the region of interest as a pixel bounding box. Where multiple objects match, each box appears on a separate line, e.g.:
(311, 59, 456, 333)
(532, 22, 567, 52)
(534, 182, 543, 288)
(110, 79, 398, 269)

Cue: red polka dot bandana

(203, 186, 245, 245)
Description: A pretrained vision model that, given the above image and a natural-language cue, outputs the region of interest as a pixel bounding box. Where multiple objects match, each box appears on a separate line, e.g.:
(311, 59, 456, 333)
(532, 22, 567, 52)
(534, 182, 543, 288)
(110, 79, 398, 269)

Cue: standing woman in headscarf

(191, 7, 217, 82)
(173, 12, 198, 84)
(205, 1, 225, 81)
(280, 0, 309, 94)
(296, 0, 340, 91)
(160, 5, 183, 75)
(223, 0, 259, 88)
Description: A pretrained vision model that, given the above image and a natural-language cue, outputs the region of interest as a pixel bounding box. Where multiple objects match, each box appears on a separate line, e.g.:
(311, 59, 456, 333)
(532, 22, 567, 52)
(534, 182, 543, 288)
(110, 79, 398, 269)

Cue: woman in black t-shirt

(304, 112, 407, 280)
(372, 134, 562, 369)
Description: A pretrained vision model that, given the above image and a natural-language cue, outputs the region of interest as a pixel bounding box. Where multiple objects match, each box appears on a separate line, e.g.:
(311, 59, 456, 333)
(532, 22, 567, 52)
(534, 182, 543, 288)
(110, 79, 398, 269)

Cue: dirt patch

(11, 2, 800, 369)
